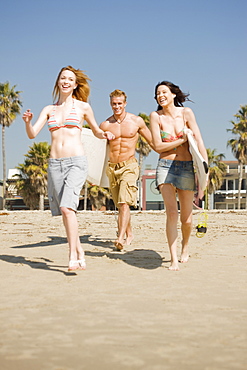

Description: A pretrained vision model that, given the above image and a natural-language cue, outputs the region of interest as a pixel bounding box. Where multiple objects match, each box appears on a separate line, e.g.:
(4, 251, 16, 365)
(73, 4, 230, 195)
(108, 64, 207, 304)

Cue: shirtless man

(100, 89, 153, 251)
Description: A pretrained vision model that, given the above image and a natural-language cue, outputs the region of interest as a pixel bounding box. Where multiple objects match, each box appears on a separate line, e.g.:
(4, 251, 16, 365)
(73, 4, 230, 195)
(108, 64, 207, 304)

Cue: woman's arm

(84, 103, 115, 140)
(22, 106, 50, 139)
(184, 107, 208, 162)
(150, 111, 187, 153)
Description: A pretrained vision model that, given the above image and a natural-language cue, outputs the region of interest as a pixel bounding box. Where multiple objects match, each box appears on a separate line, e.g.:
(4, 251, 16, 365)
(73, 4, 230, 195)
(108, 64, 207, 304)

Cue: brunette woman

(150, 81, 207, 270)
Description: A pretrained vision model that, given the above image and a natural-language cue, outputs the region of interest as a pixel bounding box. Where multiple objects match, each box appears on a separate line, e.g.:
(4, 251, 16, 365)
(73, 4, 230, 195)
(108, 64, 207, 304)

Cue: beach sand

(0, 210, 246, 370)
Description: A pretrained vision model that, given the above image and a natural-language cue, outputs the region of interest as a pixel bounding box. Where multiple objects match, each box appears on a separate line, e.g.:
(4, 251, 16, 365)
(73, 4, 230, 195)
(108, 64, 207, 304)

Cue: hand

(103, 131, 115, 140)
(181, 131, 188, 143)
(22, 109, 33, 124)
(183, 127, 193, 136)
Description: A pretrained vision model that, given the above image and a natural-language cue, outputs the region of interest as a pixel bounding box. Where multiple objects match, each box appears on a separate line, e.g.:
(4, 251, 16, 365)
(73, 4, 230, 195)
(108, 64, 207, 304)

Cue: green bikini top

(160, 108, 186, 142)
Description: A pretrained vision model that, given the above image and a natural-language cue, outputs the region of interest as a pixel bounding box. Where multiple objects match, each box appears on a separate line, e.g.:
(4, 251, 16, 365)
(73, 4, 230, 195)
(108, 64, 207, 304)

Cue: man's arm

(137, 116, 155, 151)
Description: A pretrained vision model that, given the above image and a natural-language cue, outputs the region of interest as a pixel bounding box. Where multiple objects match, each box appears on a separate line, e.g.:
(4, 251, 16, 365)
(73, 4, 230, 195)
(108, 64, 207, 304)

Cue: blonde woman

(23, 66, 114, 271)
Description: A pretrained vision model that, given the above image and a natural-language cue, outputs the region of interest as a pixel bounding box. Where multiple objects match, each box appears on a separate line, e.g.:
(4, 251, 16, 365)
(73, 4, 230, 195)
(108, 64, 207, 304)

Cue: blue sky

(1, 0, 246, 177)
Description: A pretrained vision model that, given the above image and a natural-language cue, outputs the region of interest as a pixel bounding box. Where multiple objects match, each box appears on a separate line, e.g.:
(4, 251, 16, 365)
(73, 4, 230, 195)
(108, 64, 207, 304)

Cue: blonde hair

(53, 65, 91, 102)
(109, 89, 127, 102)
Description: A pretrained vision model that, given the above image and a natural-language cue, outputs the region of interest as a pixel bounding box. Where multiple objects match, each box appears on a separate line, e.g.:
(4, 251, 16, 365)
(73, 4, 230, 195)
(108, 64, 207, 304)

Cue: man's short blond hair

(109, 89, 127, 102)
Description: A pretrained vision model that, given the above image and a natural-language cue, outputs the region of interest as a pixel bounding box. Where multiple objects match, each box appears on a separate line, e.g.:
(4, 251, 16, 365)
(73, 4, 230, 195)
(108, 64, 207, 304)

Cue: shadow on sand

(3, 234, 166, 273)
(0, 254, 76, 276)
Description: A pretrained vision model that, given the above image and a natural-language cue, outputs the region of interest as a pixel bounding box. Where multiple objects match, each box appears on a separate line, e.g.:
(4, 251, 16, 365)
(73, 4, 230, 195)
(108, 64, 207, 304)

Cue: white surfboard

(100, 144, 110, 188)
(187, 132, 208, 191)
(81, 128, 109, 187)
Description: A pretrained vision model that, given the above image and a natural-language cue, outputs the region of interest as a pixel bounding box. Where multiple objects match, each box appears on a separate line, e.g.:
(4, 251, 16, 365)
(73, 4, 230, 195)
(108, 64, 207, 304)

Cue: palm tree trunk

(39, 194, 44, 211)
(205, 188, 208, 210)
(138, 153, 143, 210)
(84, 181, 88, 211)
(245, 169, 247, 210)
(2, 124, 6, 210)
(237, 164, 243, 209)
(208, 192, 211, 210)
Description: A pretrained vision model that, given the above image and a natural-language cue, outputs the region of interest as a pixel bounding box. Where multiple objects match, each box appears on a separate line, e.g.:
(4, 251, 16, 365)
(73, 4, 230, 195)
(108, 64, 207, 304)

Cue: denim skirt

(156, 158, 196, 191)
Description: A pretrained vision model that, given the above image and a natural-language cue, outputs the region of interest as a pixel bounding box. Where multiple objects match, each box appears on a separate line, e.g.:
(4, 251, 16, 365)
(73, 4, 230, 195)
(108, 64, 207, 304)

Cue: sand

(0, 210, 246, 370)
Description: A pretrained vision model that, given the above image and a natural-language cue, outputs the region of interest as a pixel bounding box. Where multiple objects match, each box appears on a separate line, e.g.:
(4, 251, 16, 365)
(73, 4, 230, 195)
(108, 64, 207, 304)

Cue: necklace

(114, 112, 127, 124)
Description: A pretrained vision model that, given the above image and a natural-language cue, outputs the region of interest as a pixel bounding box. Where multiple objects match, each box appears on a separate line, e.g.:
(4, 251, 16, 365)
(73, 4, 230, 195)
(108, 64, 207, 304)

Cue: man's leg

(115, 203, 130, 250)
(117, 213, 133, 245)
(125, 219, 134, 245)
(113, 160, 138, 250)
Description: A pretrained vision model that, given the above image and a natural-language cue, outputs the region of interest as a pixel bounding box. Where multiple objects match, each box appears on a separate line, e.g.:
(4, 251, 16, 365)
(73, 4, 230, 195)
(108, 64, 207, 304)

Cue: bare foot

(180, 254, 189, 263)
(180, 247, 189, 263)
(168, 262, 180, 271)
(124, 234, 134, 246)
(114, 240, 124, 251)
(68, 260, 80, 271)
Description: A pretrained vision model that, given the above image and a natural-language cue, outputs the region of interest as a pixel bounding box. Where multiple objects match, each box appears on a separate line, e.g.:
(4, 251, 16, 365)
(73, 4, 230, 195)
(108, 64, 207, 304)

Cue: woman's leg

(160, 184, 180, 270)
(60, 207, 85, 269)
(177, 189, 194, 263)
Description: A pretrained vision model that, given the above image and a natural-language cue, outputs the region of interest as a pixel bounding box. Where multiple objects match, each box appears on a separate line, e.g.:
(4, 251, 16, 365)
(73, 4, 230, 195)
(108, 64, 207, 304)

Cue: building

(214, 161, 247, 209)
(141, 168, 164, 210)
(2, 160, 247, 211)
(0, 180, 3, 209)
(141, 161, 247, 210)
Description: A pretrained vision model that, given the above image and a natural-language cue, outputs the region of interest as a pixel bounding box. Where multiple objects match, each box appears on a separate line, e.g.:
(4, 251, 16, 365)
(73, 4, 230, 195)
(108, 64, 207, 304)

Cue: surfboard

(187, 131, 209, 192)
(81, 128, 109, 187)
(100, 144, 110, 188)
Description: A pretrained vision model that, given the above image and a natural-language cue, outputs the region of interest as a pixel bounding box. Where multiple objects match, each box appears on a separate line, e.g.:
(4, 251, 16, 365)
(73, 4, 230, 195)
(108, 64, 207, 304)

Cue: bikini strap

(49, 103, 57, 116)
(183, 107, 187, 129)
(157, 111, 162, 129)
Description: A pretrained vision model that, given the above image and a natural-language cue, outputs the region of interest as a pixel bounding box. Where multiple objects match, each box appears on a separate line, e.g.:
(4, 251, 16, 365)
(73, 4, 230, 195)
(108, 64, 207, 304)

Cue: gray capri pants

(48, 156, 88, 216)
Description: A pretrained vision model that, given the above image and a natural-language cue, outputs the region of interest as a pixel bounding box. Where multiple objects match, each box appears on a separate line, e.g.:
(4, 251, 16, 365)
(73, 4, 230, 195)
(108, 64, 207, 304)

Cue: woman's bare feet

(168, 261, 180, 271)
(114, 240, 124, 251)
(180, 254, 189, 263)
(124, 234, 134, 246)
(68, 260, 80, 271)
(180, 245, 189, 263)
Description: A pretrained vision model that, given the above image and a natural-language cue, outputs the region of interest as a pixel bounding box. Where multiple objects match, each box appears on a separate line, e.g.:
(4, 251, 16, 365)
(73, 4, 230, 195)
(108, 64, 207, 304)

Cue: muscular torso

(101, 113, 140, 163)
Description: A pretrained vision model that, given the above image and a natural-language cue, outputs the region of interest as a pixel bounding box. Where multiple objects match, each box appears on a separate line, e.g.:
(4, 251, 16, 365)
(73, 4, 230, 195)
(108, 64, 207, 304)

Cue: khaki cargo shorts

(106, 157, 139, 208)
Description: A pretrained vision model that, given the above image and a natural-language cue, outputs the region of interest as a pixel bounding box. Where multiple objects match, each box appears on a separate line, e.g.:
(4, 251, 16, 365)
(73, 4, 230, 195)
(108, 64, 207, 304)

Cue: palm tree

(83, 181, 88, 210)
(136, 113, 152, 209)
(87, 184, 111, 210)
(227, 105, 247, 209)
(205, 148, 227, 209)
(15, 171, 40, 210)
(0, 82, 22, 209)
(15, 142, 50, 210)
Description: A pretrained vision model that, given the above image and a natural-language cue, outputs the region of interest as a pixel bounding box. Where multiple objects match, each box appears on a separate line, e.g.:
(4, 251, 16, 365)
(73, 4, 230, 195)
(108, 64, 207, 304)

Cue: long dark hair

(154, 81, 191, 110)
